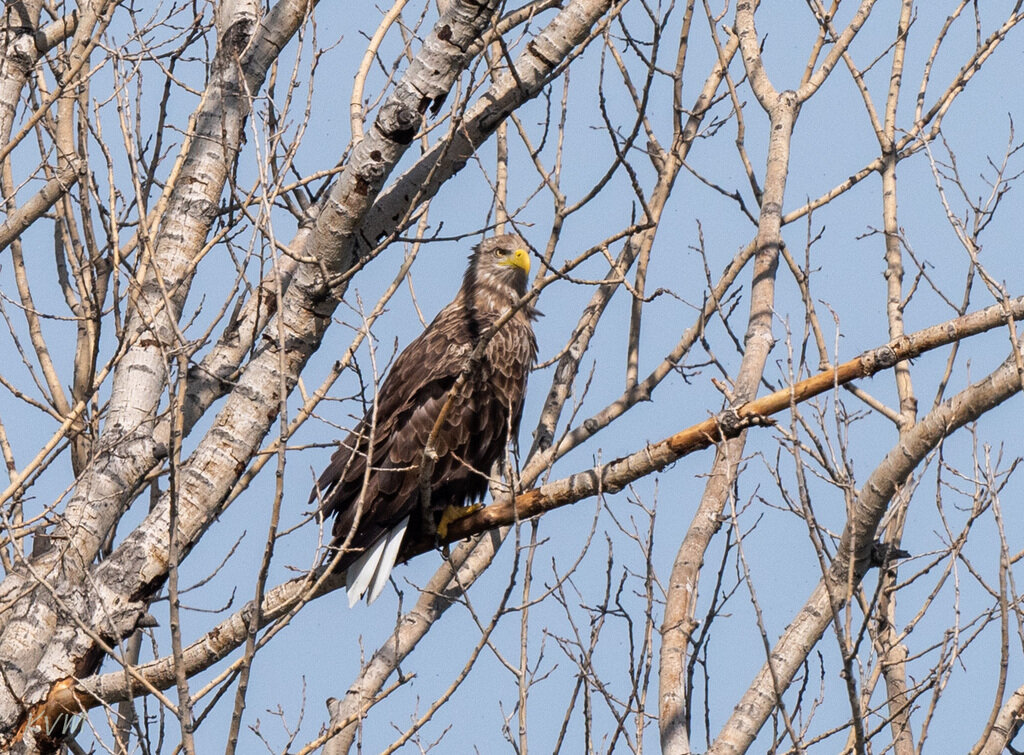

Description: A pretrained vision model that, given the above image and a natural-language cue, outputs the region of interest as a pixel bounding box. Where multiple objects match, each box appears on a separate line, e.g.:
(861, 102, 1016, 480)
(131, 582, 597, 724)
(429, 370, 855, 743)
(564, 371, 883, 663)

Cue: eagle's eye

(494, 248, 505, 258)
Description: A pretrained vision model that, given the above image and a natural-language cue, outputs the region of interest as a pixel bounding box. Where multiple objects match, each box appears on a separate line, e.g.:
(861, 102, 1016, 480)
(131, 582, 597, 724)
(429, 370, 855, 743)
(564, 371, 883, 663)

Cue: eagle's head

(464, 233, 532, 312)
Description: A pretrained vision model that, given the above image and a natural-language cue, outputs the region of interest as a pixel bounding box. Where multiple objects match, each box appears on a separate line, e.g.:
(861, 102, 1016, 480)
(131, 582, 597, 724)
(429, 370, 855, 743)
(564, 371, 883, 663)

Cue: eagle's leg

(437, 503, 483, 539)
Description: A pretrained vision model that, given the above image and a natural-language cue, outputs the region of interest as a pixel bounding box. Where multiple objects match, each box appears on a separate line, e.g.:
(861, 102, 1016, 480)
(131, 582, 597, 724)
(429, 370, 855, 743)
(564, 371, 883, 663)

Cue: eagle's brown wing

(316, 309, 534, 525)
(312, 281, 536, 605)
(311, 300, 472, 556)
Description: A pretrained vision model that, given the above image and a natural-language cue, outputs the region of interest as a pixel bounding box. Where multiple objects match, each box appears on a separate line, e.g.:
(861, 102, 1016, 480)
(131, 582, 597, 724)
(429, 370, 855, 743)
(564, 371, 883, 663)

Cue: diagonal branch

(420, 292, 1024, 550)
(38, 292, 1024, 723)
(708, 340, 1024, 755)
(9, 0, 508, 746)
(0, 161, 82, 254)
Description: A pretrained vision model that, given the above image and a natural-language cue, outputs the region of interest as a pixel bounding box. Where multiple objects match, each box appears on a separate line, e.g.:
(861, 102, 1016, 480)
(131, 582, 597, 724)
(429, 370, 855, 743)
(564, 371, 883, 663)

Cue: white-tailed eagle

(311, 234, 538, 605)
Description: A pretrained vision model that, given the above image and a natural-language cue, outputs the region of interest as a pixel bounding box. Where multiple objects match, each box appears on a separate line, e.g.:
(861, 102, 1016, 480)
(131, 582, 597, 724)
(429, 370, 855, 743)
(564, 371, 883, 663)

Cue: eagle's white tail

(346, 516, 410, 607)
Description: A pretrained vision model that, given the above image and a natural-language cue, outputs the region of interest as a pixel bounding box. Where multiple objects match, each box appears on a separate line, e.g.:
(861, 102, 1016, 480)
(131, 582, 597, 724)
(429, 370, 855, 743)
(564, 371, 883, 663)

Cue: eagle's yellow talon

(437, 503, 483, 539)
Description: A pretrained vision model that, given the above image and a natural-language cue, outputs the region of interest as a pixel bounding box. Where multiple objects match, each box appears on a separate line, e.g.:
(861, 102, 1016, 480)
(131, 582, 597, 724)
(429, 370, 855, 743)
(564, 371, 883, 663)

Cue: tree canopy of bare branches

(1, 0, 1024, 752)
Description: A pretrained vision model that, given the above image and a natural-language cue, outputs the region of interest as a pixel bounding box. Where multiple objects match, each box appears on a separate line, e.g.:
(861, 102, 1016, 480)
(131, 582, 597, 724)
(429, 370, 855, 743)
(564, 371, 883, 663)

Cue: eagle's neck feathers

(458, 254, 529, 329)
(467, 267, 523, 312)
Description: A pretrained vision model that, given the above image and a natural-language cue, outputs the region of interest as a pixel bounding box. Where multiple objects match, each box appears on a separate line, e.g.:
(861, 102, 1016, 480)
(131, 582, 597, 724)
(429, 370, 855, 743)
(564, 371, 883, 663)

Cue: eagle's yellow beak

(501, 247, 531, 274)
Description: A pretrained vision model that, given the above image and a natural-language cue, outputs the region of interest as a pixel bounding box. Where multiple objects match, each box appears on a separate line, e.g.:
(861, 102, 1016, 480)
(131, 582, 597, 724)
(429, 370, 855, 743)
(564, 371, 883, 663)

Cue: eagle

(311, 234, 538, 605)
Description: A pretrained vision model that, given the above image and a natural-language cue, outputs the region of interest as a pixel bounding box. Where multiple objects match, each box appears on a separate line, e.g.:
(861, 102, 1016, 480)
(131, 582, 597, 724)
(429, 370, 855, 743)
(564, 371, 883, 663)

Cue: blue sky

(4, 1, 1024, 752)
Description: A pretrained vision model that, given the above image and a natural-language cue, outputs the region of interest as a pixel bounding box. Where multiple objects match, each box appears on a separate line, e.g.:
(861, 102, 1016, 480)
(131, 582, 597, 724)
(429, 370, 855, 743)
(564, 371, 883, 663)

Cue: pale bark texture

(0, 1, 1023, 753)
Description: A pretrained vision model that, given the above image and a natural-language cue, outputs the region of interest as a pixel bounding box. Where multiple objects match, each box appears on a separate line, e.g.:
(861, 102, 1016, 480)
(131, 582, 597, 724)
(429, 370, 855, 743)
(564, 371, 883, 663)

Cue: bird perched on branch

(311, 234, 538, 605)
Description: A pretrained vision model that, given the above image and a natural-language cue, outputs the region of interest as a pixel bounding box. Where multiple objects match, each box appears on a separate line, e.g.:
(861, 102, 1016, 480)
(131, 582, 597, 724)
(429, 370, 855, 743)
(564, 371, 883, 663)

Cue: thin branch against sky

(0, 1, 1022, 753)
